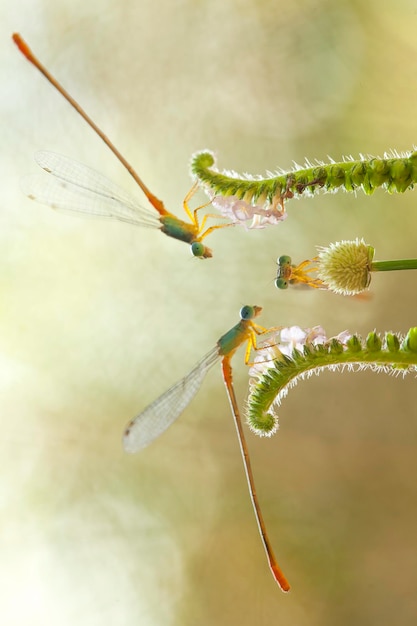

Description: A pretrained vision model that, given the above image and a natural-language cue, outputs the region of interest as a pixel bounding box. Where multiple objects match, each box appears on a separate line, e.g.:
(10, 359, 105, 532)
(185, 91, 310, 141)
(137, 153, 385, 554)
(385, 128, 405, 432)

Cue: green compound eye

(278, 255, 292, 266)
(240, 305, 255, 321)
(191, 242, 205, 257)
(275, 277, 289, 290)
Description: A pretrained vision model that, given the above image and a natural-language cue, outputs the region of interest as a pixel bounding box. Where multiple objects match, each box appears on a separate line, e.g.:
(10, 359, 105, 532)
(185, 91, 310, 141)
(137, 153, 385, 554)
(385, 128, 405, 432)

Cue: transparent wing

(21, 151, 161, 229)
(123, 346, 220, 453)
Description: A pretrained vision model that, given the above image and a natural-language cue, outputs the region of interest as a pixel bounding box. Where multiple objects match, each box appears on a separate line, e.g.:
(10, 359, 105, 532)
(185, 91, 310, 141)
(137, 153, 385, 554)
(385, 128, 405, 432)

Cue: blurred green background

(1, 1, 417, 624)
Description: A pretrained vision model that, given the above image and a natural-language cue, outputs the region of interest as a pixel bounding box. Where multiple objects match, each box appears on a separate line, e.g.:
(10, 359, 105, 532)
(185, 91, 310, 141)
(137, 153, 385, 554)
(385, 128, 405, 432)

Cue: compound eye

(239, 305, 254, 320)
(275, 277, 289, 290)
(191, 242, 205, 257)
(278, 255, 292, 266)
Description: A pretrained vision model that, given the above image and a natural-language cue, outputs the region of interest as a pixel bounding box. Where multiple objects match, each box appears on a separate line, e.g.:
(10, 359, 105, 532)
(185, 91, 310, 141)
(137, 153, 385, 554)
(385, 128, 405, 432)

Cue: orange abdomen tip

(12, 33, 32, 60)
(271, 564, 291, 593)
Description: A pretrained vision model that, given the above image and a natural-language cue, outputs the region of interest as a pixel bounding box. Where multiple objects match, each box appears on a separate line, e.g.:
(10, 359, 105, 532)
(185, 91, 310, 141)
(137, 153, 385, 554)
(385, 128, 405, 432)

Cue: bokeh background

(2, 1, 417, 624)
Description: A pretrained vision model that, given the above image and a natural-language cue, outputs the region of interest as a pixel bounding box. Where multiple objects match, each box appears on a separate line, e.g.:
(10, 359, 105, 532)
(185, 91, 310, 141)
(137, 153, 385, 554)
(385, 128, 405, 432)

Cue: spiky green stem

(191, 150, 417, 206)
(247, 328, 417, 436)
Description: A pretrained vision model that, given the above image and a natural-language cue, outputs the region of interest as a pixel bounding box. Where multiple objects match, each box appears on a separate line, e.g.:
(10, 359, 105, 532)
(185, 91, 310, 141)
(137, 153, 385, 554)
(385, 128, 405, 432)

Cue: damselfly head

(240, 305, 262, 321)
(191, 241, 213, 258)
(275, 255, 293, 289)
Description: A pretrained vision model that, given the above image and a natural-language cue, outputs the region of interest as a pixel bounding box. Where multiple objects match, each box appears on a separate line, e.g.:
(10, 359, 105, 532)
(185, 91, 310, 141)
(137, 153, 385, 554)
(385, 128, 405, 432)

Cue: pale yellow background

(1, 1, 417, 625)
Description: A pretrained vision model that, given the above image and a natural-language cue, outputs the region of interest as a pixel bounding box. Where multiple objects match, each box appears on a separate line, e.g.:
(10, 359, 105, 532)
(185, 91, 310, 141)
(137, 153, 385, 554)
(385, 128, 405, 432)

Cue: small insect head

(239, 305, 262, 321)
(191, 241, 213, 258)
(275, 255, 293, 289)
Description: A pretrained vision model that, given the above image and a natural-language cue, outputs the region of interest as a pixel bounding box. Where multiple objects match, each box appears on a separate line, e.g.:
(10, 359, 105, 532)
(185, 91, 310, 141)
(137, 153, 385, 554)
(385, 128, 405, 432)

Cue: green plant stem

(371, 259, 417, 272)
(246, 328, 417, 436)
(190, 150, 417, 206)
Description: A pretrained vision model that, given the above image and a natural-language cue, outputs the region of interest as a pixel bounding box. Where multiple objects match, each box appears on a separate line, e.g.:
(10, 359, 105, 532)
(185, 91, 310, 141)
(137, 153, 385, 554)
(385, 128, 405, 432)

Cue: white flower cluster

(249, 325, 351, 382)
(211, 194, 287, 229)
